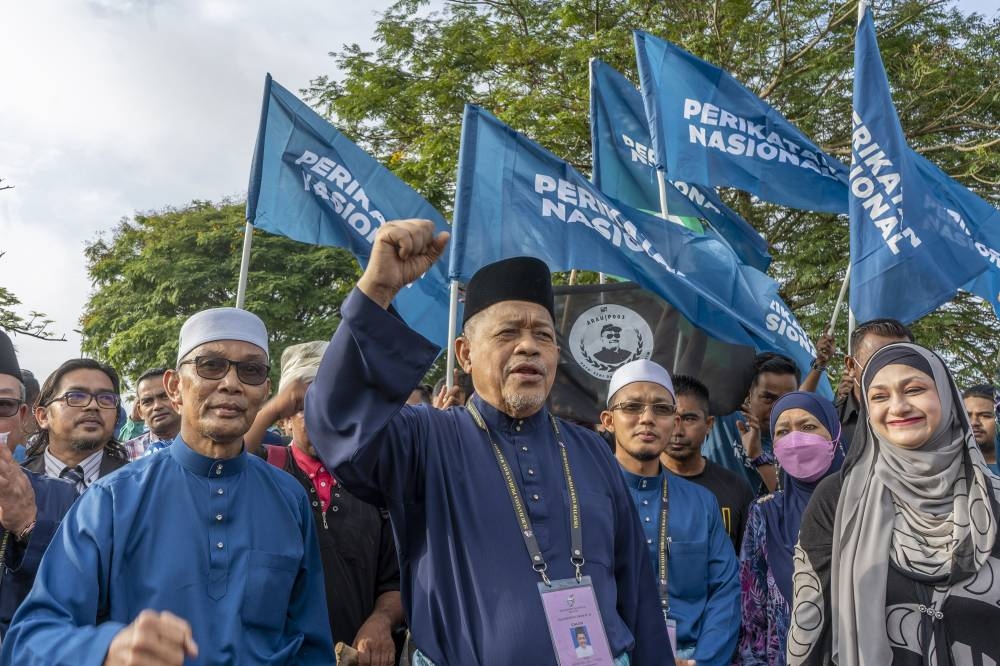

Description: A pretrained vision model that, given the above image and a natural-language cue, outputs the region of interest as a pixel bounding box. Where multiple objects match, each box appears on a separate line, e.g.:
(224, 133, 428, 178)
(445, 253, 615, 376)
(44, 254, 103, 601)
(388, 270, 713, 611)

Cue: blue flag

(589, 58, 772, 271)
(909, 151, 1000, 319)
(451, 104, 781, 350)
(633, 31, 850, 214)
(246, 74, 451, 346)
(850, 8, 999, 324)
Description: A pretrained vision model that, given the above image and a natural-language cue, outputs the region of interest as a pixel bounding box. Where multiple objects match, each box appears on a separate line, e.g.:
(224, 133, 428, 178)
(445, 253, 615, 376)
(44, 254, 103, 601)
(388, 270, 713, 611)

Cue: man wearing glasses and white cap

(601, 359, 740, 666)
(4, 308, 333, 665)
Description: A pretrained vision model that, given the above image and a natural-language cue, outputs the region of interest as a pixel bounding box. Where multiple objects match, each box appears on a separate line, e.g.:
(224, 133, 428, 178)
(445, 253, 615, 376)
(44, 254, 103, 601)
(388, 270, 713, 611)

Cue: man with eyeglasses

(0, 331, 77, 638)
(601, 359, 739, 666)
(23, 359, 129, 492)
(4, 307, 333, 665)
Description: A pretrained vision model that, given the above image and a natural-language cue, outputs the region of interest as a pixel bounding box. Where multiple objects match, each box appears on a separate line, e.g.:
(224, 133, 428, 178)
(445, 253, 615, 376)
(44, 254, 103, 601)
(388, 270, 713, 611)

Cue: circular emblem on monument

(568, 304, 653, 380)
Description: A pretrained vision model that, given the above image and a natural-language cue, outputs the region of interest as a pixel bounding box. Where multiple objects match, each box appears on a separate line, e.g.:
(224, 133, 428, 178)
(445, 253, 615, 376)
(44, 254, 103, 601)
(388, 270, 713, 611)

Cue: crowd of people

(0, 217, 997, 665)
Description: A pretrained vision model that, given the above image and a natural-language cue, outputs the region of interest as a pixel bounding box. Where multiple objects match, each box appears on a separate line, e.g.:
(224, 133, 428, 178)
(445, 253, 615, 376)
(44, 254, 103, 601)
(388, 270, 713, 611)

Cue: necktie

(60, 465, 86, 489)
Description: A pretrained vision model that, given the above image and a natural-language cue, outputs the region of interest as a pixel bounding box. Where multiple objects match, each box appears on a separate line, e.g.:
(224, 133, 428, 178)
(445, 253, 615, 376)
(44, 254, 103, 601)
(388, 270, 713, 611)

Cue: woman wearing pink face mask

(735, 391, 844, 665)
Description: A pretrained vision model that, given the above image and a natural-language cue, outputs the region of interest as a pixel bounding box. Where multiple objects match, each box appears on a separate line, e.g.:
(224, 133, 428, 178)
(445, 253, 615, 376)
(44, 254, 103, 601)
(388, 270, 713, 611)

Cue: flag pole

(588, 58, 607, 285)
(445, 279, 460, 391)
(828, 264, 851, 332)
(235, 222, 253, 309)
(656, 170, 670, 219)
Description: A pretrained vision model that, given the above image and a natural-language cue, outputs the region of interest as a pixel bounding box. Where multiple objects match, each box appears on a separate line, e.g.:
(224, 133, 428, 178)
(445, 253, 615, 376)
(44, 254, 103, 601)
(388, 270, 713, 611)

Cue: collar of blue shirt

(470, 393, 551, 435)
(171, 436, 248, 477)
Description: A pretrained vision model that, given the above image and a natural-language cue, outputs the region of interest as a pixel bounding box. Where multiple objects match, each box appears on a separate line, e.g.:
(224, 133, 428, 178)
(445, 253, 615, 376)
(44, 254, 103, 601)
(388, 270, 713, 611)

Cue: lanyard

(657, 473, 671, 619)
(467, 402, 584, 586)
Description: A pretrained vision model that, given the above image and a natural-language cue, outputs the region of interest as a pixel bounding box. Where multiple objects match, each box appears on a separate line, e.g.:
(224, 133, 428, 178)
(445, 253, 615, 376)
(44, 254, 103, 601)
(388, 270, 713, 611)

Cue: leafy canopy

(81, 201, 360, 384)
(307, 0, 1000, 386)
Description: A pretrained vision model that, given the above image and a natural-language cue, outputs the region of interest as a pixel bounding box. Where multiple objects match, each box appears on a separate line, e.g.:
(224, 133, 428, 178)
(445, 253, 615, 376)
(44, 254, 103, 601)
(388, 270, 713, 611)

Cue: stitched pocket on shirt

(242, 550, 299, 631)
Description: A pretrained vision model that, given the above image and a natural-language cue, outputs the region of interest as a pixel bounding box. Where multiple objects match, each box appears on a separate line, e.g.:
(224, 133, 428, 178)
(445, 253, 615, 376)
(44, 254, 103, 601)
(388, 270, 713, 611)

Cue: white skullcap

(606, 359, 674, 406)
(177, 307, 269, 364)
(279, 341, 328, 391)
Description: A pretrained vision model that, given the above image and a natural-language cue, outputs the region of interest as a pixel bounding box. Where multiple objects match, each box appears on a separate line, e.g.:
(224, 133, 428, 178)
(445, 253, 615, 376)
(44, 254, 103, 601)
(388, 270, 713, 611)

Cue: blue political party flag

(850, 7, 998, 324)
(589, 59, 772, 271)
(246, 74, 451, 346)
(450, 103, 782, 350)
(633, 30, 850, 214)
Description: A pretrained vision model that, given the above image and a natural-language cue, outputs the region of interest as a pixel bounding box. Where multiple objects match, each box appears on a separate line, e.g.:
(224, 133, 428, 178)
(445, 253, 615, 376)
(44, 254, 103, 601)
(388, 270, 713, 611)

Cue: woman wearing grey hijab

(787, 342, 1000, 665)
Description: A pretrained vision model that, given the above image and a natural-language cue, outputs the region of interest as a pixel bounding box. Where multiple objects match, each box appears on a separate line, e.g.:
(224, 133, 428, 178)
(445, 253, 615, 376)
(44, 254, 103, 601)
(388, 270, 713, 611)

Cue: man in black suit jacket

(22, 359, 128, 491)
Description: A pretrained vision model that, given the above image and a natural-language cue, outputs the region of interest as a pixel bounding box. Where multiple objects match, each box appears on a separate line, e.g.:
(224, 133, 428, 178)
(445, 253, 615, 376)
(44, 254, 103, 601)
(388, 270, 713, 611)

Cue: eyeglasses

(609, 401, 677, 417)
(180, 356, 270, 386)
(0, 398, 23, 418)
(47, 391, 120, 409)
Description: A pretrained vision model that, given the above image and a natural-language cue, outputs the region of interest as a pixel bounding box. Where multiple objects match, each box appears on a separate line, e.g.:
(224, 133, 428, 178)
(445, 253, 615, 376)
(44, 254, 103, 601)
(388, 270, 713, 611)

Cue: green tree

(307, 0, 1000, 385)
(80, 200, 360, 384)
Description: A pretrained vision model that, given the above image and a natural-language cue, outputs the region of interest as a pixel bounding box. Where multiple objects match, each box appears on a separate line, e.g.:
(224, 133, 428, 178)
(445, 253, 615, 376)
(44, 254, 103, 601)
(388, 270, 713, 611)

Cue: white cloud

(0, 0, 384, 381)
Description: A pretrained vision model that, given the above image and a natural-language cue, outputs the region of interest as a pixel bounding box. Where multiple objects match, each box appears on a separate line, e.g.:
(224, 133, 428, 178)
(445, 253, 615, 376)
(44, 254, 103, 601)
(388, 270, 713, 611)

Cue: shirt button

(527, 469, 535, 476)
(521, 446, 529, 452)
(515, 426, 521, 432)
(532, 494, 540, 501)
(312, 501, 319, 507)
(334, 493, 340, 498)
(642, 499, 649, 505)
(320, 481, 327, 487)
(215, 465, 223, 475)
(647, 538, 653, 544)
(331, 506, 339, 512)
(216, 514, 223, 522)
(216, 542, 224, 549)
(216, 488, 224, 495)
(644, 516, 651, 523)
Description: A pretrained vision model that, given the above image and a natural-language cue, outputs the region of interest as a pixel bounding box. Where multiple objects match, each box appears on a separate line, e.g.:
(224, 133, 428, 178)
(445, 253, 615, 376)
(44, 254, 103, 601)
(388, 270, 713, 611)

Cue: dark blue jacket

(0, 471, 76, 637)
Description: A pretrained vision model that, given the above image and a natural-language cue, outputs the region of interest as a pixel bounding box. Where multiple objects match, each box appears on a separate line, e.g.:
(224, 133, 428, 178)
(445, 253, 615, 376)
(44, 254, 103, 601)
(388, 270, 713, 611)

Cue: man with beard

(963, 384, 998, 474)
(4, 308, 332, 665)
(122, 367, 182, 461)
(23, 359, 128, 492)
(305, 220, 671, 665)
(660, 375, 754, 553)
(0, 332, 77, 637)
(602, 360, 739, 666)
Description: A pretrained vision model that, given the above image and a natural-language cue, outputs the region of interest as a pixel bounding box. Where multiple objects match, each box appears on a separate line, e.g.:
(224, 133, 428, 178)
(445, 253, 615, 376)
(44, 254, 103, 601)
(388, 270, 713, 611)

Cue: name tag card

(538, 576, 614, 666)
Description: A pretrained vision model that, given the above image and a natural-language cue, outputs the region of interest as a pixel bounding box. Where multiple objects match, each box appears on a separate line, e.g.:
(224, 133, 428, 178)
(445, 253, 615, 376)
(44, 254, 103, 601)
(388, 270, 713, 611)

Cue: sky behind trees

(1, 0, 996, 380)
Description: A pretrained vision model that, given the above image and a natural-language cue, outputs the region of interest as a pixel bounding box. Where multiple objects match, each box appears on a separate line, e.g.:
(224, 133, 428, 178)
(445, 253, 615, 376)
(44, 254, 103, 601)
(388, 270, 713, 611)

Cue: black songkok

(0, 330, 21, 380)
(462, 257, 554, 326)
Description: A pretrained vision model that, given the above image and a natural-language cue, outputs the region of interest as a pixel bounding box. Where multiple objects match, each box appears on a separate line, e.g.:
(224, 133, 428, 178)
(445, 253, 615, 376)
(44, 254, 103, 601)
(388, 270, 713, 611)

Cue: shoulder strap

(266, 444, 289, 470)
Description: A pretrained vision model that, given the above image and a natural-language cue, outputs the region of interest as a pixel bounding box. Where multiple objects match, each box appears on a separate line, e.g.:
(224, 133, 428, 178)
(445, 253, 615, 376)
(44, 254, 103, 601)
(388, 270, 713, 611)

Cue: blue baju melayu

(304, 289, 672, 665)
(620, 467, 740, 666)
(2, 438, 333, 665)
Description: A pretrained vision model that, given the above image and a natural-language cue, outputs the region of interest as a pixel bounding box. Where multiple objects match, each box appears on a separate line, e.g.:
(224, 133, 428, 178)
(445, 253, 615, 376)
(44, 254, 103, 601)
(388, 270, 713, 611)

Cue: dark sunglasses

(0, 398, 24, 418)
(180, 356, 270, 386)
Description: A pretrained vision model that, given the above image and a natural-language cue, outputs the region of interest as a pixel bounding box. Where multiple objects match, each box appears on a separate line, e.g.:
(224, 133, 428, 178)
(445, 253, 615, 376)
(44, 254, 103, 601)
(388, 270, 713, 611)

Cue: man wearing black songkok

(0, 331, 76, 637)
(305, 221, 672, 665)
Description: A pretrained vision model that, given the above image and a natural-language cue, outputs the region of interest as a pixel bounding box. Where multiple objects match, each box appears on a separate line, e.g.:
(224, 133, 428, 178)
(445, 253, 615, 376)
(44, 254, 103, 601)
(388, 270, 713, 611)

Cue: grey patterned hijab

(830, 343, 997, 666)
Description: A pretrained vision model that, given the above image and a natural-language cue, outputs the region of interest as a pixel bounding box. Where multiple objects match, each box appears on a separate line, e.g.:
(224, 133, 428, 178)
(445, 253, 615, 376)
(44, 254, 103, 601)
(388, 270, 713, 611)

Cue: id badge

(538, 576, 614, 666)
(665, 618, 677, 654)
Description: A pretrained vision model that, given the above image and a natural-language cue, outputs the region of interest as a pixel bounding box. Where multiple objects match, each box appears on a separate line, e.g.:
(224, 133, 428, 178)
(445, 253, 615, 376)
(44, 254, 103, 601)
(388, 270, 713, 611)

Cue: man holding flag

(305, 219, 673, 665)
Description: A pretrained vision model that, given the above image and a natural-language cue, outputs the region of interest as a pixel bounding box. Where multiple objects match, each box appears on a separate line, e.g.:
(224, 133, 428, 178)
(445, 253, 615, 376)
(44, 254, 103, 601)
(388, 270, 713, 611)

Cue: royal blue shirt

(305, 288, 672, 666)
(2, 438, 333, 665)
(619, 466, 741, 666)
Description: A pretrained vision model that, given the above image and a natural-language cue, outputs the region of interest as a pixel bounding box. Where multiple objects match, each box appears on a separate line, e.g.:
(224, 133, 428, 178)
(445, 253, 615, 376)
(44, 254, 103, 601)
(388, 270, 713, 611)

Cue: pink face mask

(773, 431, 836, 482)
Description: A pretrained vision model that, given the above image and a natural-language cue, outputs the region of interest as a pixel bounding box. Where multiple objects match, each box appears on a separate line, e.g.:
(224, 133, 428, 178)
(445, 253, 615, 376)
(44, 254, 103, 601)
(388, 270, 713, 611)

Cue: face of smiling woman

(866, 363, 943, 450)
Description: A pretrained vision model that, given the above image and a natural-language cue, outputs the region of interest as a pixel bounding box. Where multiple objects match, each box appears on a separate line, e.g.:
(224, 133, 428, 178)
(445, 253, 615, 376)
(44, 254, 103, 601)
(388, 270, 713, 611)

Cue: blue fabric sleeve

(692, 493, 741, 666)
(1, 485, 126, 666)
(287, 490, 337, 662)
(304, 288, 440, 507)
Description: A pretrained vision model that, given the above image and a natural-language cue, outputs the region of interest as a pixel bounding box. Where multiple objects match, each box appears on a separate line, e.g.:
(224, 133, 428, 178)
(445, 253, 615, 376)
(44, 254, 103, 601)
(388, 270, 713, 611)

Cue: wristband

(750, 452, 776, 468)
(811, 359, 827, 373)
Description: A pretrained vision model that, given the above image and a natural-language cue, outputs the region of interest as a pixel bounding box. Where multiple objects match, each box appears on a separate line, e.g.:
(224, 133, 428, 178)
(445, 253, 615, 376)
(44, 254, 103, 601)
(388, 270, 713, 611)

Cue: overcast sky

(1, 0, 996, 382)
